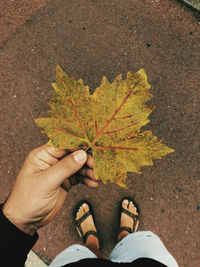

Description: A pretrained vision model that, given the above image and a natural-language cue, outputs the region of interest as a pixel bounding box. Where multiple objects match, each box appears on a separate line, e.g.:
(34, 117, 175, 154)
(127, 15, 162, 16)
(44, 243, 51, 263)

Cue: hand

(2, 144, 99, 236)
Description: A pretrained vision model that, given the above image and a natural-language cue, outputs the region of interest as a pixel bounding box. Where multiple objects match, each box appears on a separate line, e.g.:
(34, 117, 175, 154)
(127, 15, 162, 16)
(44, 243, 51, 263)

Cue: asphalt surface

(0, 0, 200, 266)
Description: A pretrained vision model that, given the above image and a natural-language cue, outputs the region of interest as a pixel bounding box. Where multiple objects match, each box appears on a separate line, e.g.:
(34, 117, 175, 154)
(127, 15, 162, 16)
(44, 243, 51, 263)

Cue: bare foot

(76, 203, 99, 250)
(118, 199, 139, 242)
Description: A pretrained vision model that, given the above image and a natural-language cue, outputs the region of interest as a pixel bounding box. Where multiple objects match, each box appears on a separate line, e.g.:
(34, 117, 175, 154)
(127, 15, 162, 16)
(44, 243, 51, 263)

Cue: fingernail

(73, 150, 87, 164)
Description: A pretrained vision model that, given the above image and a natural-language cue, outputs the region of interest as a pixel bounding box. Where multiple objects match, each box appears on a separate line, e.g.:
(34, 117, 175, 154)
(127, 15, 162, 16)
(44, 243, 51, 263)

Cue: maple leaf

(35, 66, 174, 188)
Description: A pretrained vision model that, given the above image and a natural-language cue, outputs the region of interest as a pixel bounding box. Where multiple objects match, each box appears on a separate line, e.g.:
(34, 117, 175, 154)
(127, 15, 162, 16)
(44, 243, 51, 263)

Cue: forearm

(0, 204, 38, 267)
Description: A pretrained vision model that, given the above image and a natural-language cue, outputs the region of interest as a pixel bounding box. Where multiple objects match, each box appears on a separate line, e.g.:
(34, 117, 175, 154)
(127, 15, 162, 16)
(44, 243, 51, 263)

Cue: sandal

(74, 200, 100, 247)
(118, 197, 139, 235)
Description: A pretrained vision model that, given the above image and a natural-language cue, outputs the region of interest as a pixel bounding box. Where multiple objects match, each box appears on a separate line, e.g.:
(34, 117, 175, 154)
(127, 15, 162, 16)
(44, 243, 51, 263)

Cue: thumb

(43, 150, 87, 189)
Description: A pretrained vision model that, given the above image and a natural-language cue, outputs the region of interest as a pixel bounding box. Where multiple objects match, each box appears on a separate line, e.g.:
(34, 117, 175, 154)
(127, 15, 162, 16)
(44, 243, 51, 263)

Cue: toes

(83, 203, 89, 213)
(128, 201, 138, 218)
(129, 201, 138, 215)
(122, 199, 138, 216)
(76, 206, 82, 220)
(122, 199, 129, 210)
(129, 201, 134, 211)
(76, 203, 88, 220)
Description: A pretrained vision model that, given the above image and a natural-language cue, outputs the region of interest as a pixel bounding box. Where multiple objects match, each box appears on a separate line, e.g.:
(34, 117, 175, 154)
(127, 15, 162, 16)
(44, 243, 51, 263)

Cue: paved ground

(26, 251, 47, 267)
(0, 0, 199, 266)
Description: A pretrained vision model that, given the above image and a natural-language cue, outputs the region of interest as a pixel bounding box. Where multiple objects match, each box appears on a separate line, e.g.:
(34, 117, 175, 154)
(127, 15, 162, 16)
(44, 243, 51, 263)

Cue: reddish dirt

(0, 0, 199, 266)
(0, 0, 47, 46)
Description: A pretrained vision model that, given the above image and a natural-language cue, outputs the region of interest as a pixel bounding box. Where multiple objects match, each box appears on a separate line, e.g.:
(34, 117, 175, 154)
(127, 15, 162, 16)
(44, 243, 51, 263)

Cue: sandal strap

(121, 207, 138, 220)
(75, 210, 91, 238)
(119, 226, 133, 234)
(83, 230, 99, 244)
(119, 207, 139, 235)
(76, 210, 91, 227)
(75, 210, 99, 245)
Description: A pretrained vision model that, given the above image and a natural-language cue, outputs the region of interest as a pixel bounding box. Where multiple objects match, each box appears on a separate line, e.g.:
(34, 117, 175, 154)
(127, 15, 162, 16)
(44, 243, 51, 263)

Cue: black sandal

(118, 197, 139, 235)
(74, 200, 100, 247)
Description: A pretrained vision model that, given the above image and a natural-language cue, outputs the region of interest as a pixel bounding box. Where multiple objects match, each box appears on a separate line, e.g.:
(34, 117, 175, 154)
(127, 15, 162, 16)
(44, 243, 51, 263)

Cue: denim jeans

(49, 231, 179, 267)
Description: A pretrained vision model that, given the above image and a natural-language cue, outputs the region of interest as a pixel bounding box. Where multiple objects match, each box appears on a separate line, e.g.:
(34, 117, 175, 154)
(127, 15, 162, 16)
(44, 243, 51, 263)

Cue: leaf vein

(91, 81, 139, 145)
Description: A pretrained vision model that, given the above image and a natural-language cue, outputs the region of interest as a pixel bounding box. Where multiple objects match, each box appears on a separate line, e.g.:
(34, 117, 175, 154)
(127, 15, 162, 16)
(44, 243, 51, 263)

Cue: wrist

(2, 203, 38, 236)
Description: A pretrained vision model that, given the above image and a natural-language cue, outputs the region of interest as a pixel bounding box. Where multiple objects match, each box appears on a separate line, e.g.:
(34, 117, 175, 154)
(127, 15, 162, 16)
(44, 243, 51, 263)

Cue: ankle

(85, 235, 99, 249)
(85, 236, 101, 257)
(118, 230, 129, 242)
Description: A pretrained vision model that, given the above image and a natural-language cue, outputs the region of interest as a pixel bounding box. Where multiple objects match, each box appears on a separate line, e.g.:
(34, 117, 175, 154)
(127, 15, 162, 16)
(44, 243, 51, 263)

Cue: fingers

(43, 150, 87, 189)
(28, 144, 93, 173)
(26, 144, 66, 173)
(61, 165, 100, 191)
(27, 144, 99, 191)
(83, 177, 99, 188)
(79, 167, 95, 180)
(30, 144, 66, 160)
(61, 174, 99, 191)
(44, 145, 66, 159)
(61, 175, 77, 191)
(86, 153, 94, 169)
(35, 146, 58, 166)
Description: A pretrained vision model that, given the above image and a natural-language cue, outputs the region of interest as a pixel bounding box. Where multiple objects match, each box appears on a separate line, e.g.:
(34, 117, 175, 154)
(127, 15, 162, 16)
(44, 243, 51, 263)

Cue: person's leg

(49, 244, 97, 267)
(109, 198, 178, 267)
(50, 201, 101, 266)
(110, 231, 179, 266)
(75, 202, 101, 258)
(117, 198, 139, 242)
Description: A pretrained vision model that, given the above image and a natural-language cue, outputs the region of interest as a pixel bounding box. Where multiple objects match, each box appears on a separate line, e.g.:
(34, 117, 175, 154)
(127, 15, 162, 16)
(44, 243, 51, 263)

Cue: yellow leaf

(35, 66, 174, 188)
